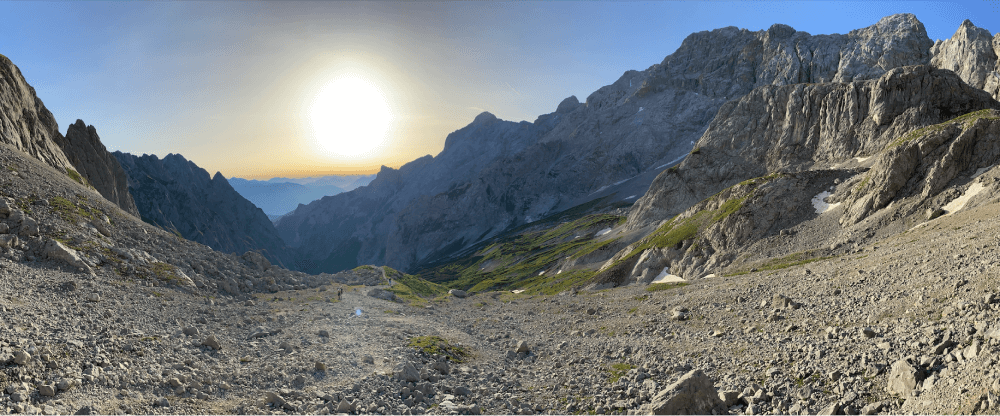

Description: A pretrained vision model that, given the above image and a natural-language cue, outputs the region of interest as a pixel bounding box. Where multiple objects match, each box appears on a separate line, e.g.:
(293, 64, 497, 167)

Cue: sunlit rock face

(114, 151, 297, 269)
(279, 13, 942, 273)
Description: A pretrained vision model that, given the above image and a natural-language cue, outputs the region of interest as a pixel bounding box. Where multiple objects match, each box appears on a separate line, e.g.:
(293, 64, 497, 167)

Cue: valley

(5, 10, 1000, 416)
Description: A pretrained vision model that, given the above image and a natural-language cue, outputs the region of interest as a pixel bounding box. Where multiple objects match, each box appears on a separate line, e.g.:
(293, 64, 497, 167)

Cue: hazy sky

(1, 1, 997, 179)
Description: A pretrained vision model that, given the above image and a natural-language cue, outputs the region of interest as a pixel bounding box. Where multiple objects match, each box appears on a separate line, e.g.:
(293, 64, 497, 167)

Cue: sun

(308, 77, 392, 157)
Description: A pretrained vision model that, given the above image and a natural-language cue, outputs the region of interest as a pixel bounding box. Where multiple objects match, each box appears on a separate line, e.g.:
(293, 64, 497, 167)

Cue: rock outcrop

(113, 152, 296, 269)
(628, 65, 1000, 231)
(279, 14, 936, 273)
(0, 54, 74, 173)
(54, 120, 140, 217)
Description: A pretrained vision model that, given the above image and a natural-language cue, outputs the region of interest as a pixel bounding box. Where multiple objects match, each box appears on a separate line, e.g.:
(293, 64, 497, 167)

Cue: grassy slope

(416, 213, 625, 295)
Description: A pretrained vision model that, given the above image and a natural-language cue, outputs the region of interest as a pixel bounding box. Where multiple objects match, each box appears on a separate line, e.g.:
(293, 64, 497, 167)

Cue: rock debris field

(3, 142, 1000, 416)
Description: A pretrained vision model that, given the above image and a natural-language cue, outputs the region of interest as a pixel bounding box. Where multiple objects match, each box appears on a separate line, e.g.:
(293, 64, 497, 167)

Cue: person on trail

(337, 287, 343, 301)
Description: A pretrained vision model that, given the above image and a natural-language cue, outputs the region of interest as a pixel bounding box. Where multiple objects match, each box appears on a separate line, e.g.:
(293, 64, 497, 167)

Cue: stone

(367, 288, 397, 302)
(13, 350, 30, 365)
(86, 293, 100, 302)
(265, 391, 293, 410)
(38, 384, 56, 397)
(862, 327, 876, 338)
(818, 402, 841, 415)
(719, 390, 740, 407)
(183, 327, 199, 336)
(449, 289, 468, 298)
(860, 402, 882, 415)
(642, 369, 726, 415)
(315, 361, 327, 372)
(396, 361, 420, 382)
(76, 405, 98, 414)
(202, 334, 222, 350)
(431, 360, 450, 375)
(515, 341, 530, 353)
(337, 399, 352, 413)
(44, 239, 93, 274)
(772, 294, 794, 309)
(0, 234, 17, 248)
(887, 359, 924, 397)
(965, 339, 983, 359)
(318, 329, 330, 337)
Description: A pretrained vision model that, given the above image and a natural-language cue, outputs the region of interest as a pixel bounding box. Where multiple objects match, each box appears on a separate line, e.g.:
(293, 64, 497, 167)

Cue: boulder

(43, 239, 93, 274)
(367, 288, 397, 302)
(395, 361, 420, 382)
(643, 369, 726, 415)
(449, 289, 468, 298)
(887, 359, 924, 396)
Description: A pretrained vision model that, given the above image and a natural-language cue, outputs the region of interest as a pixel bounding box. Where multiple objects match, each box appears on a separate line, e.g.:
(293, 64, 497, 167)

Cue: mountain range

(228, 174, 374, 221)
(4, 12, 1000, 415)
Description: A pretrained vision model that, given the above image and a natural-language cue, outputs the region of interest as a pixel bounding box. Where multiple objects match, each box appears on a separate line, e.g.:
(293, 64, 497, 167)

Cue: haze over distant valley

(228, 174, 375, 220)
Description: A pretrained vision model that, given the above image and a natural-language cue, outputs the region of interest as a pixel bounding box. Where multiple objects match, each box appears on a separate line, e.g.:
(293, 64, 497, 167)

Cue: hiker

(337, 287, 343, 301)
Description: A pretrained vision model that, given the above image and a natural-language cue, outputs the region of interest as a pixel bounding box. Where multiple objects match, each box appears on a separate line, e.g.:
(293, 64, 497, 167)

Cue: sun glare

(309, 77, 392, 157)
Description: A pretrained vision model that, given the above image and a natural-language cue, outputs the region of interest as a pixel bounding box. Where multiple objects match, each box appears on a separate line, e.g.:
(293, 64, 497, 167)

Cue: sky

(1, 1, 998, 179)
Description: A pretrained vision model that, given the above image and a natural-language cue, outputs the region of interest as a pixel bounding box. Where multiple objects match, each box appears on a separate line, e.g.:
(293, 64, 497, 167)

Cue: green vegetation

(65, 168, 85, 186)
(385, 267, 449, 306)
(50, 196, 96, 223)
(417, 214, 624, 294)
(607, 362, 636, 383)
(725, 250, 835, 276)
(407, 335, 469, 362)
(886, 109, 1000, 150)
(147, 262, 184, 285)
(690, 147, 701, 155)
(607, 173, 784, 273)
(353, 265, 376, 271)
(646, 282, 689, 292)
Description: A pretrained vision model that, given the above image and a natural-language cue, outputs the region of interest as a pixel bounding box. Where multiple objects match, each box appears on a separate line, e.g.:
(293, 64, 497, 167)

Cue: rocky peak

(556, 96, 580, 114)
(473, 111, 497, 124)
(114, 151, 296, 268)
(930, 18, 996, 90)
(56, 120, 140, 217)
(0, 54, 74, 173)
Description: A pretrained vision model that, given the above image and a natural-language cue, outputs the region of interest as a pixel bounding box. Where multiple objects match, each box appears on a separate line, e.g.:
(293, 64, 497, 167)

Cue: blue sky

(0, 1, 996, 178)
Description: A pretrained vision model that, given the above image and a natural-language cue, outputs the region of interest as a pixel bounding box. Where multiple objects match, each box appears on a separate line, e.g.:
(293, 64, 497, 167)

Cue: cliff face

(377, 14, 937, 272)
(55, 120, 140, 217)
(275, 111, 555, 273)
(114, 152, 296, 268)
(627, 65, 1000, 230)
(0, 54, 142, 218)
(0, 54, 74, 173)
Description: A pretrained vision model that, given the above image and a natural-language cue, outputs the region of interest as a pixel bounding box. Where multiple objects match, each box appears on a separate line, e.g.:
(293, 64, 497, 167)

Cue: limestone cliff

(628, 66, 1000, 231)
(381, 14, 936, 272)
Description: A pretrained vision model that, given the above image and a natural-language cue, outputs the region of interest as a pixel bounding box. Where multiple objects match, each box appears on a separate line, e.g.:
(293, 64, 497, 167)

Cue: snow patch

(511, 289, 525, 294)
(854, 156, 870, 163)
(538, 271, 545, 276)
(595, 227, 613, 236)
(651, 267, 686, 283)
(943, 182, 986, 215)
(556, 270, 562, 275)
(811, 191, 840, 214)
(625, 195, 637, 200)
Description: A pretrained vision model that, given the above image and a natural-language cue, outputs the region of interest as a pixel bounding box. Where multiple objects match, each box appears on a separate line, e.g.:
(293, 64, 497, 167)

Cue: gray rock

(367, 288, 397, 302)
(202, 334, 221, 350)
(182, 327, 199, 336)
(930, 20, 998, 93)
(396, 361, 420, 382)
(43, 239, 93, 274)
(448, 289, 468, 298)
(55, 120, 140, 216)
(887, 359, 924, 397)
(38, 384, 55, 397)
(13, 350, 30, 365)
(515, 341, 530, 353)
(818, 402, 841, 415)
(642, 369, 726, 415)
